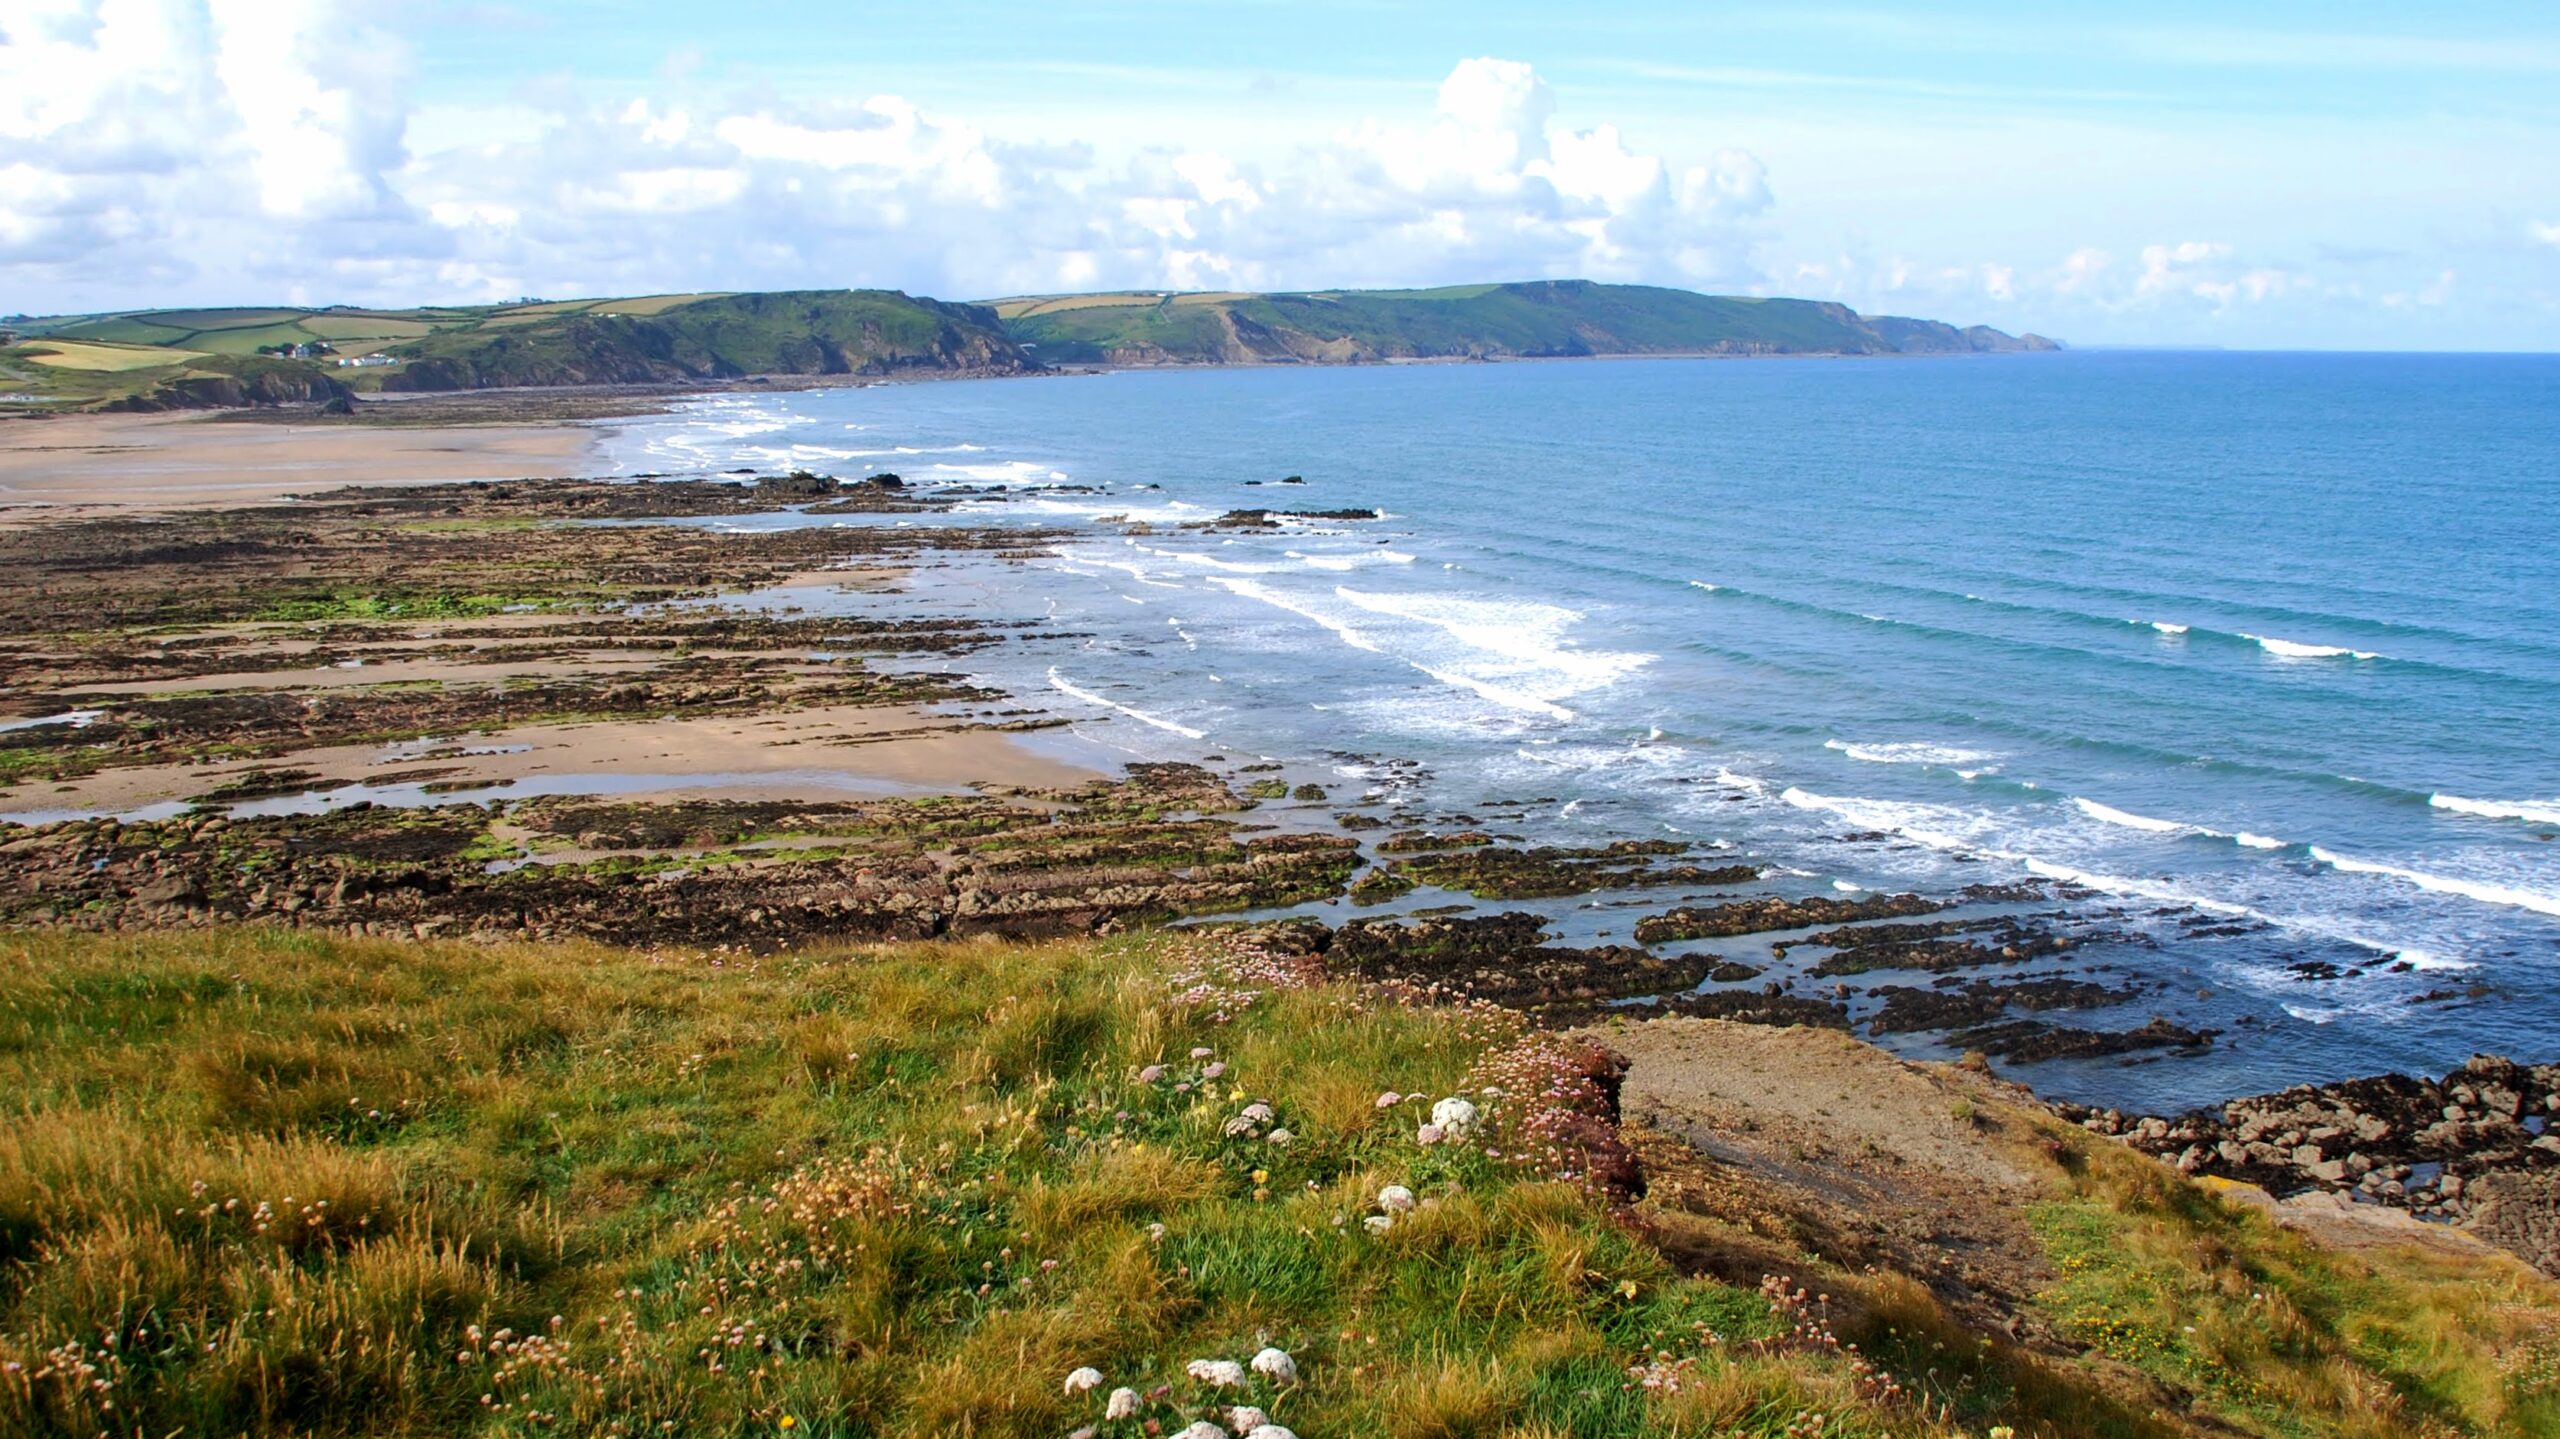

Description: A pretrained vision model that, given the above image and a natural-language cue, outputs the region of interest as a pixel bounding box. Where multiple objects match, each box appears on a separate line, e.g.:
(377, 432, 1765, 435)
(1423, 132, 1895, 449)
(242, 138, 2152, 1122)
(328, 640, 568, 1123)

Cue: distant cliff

(381, 291, 1035, 392)
(995, 280, 2058, 366)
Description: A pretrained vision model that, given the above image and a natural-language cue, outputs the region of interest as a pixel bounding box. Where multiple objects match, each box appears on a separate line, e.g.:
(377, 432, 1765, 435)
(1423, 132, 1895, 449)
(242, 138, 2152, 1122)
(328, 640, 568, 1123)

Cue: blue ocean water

(606, 351, 2560, 1111)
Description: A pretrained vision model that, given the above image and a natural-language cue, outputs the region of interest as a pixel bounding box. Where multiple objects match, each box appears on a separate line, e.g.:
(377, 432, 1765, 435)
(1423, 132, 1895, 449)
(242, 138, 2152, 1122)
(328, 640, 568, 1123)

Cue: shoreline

(0, 394, 2552, 1279)
(0, 407, 609, 519)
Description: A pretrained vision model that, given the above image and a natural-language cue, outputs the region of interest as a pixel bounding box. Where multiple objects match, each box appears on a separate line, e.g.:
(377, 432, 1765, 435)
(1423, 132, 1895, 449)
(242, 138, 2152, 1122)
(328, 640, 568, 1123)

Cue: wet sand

(0, 411, 603, 519)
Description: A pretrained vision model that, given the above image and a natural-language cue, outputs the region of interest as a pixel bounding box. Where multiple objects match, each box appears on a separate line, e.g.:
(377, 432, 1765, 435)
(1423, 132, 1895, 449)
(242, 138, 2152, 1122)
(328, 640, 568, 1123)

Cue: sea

(603, 350, 2560, 1114)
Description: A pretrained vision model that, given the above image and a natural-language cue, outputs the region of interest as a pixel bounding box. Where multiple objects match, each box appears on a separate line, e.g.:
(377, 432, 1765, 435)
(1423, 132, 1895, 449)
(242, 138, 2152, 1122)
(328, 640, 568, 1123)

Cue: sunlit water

(603, 352, 2560, 1111)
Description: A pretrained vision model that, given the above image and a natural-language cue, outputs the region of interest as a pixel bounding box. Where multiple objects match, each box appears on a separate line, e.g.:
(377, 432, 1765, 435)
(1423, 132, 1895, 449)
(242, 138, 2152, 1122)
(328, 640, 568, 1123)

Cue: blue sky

(7, 1, 2558, 347)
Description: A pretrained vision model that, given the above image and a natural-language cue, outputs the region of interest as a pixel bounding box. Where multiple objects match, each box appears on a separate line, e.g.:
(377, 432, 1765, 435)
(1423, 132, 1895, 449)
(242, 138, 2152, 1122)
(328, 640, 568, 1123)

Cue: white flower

(1186, 1358, 1248, 1387)
(1265, 1128, 1293, 1145)
(1250, 1348, 1299, 1384)
(1105, 1387, 1140, 1420)
(1227, 1405, 1270, 1434)
(1363, 1214, 1394, 1233)
(1064, 1366, 1103, 1395)
(1430, 1097, 1479, 1137)
(1240, 1102, 1275, 1124)
(1245, 1427, 1299, 1439)
(1176, 1423, 1228, 1439)
(1378, 1184, 1416, 1212)
(1375, 1090, 1402, 1108)
(1415, 1123, 1444, 1146)
(1191, 1046, 1215, 1059)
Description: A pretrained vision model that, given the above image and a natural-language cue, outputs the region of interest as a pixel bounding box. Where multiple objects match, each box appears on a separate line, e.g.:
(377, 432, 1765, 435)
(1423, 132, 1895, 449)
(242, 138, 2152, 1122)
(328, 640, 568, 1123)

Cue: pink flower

(1138, 1065, 1166, 1084)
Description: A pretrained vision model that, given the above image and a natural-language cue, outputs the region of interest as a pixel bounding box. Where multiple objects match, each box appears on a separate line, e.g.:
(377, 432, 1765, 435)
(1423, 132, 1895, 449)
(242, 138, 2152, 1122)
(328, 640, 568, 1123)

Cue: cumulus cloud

(0, 13, 1774, 310)
(2533, 220, 2560, 246)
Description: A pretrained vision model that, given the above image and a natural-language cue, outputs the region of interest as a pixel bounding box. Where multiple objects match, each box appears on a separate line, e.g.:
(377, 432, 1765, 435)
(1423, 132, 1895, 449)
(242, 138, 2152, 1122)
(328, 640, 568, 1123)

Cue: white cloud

(2532, 220, 2560, 247)
(0, 20, 1777, 309)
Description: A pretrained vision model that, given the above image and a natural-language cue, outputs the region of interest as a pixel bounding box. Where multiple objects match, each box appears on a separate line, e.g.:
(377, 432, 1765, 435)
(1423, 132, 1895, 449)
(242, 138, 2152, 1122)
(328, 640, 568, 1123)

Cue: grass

(13, 341, 203, 373)
(0, 926, 2552, 1438)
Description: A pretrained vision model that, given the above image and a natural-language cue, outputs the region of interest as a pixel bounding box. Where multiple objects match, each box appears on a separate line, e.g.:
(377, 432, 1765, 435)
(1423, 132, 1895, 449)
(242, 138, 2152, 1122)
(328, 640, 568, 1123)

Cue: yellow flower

(1617, 1280, 1640, 1299)
(779, 1418, 798, 1431)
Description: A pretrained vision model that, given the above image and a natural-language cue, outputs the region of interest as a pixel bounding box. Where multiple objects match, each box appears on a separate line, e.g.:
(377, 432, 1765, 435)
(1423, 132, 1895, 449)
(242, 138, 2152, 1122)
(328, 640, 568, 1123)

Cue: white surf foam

(928, 459, 1068, 485)
(1333, 588, 1654, 695)
(1045, 667, 1206, 740)
(2241, 632, 2380, 661)
(2071, 797, 2199, 835)
(2233, 831, 2289, 850)
(2307, 847, 2560, 919)
(2146, 621, 2190, 636)
(0, 709, 101, 733)
(1778, 784, 2460, 964)
(2429, 793, 2560, 827)
(1824, 740, 2000, 769)
(1292, 549, 1417, 571)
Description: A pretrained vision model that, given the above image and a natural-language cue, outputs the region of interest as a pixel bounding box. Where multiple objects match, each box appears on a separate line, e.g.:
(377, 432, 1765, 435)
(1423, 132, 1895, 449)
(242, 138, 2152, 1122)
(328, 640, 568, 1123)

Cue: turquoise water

(608, 351, 2560, 1111)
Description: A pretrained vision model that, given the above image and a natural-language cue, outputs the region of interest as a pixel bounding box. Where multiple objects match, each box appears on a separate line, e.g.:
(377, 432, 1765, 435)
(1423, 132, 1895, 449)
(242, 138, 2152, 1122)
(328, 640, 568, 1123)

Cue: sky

(4, 1, 2558, 349)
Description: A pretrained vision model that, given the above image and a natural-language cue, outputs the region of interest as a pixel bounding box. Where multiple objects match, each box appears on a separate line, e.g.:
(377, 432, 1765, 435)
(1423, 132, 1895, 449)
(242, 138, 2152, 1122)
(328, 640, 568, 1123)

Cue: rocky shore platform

(2, 462, 2552, 1280)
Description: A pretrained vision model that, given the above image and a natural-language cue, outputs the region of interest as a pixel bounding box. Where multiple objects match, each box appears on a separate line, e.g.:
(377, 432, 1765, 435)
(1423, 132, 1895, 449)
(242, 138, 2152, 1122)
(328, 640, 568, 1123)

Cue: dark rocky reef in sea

(2059, 1056, 2560, 1275)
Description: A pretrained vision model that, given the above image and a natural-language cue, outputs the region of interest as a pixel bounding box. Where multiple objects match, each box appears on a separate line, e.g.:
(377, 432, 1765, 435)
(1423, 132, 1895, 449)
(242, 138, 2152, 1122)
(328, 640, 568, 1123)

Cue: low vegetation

(2, 926, 2551, 1437)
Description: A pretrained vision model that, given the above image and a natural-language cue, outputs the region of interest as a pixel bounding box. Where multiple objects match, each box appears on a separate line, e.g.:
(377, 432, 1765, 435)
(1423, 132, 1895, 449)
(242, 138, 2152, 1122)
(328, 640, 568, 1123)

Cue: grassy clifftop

(2, 926, 2550, 1438)
(3, 291, 1030, 409)
(993, 281, 2058, 365)
(381, 291, 1032, 391)
(5, 281, 2051, 410)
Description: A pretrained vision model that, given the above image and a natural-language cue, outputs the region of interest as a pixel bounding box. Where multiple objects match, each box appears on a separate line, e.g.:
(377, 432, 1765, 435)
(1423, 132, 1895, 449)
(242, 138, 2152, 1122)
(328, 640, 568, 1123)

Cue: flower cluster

(1059, 1348, 1302, 1439)
(1360, 1183, 1418, 1234)
(1162, 936, 1325, 1021)
(3, 1337, 126, 1428)
(167, 1180, 382, 1255)
(1446, 1033, 1638, 1195)
(1758, 1276, 1908, 1409)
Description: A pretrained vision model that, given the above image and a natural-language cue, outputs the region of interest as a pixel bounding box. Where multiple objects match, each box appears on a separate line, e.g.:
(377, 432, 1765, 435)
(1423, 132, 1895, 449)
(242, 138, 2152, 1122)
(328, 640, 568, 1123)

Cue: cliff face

(382, 290, 1037, 392)
(98, 357, 355, 412)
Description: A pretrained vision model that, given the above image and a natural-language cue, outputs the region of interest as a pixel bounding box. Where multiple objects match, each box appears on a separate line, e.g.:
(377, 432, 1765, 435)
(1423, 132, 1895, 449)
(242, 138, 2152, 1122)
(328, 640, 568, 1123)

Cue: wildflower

(1106, 1387, 1141, 1420)
(1064, 1366, 1104, 1395)
(1266, 1128, 1293, 1145)
(1250, 1348, 1299, 1384)
(1415, 1123, 1445, 1146)
(1139, 1065, 1167, 1084)
(1989, 1430, 2016, 1439)
(1378, 1184, 1416, 1212)
(1191, 1047, 1215, 1059)
(1430, 1097, 1479, 1138)
(1176, 1424, 1228, 1439)
(1375, 1090, 1402, 1108)
(1146, 1222, 1168, 1243)
(1244, 1427, 1298, 1439)
(1228, 1405, 1270, 1433)
(1186, 1358, 1248, 1388)
(778, 1419, 798, 1431)
(1203, 1062, 1227, 1079)
(1364, 1214, 1394, 1234)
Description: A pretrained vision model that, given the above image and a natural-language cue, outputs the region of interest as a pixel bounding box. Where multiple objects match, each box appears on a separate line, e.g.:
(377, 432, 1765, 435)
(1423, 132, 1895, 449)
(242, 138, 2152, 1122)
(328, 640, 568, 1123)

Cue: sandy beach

(0, 409, 603, 519)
